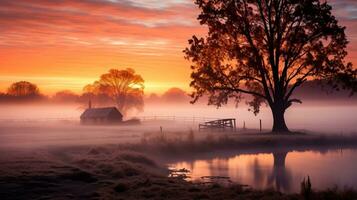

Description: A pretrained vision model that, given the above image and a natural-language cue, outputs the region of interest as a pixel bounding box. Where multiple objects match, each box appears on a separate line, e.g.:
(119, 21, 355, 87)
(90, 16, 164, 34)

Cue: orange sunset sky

(0, 0, 356, 95)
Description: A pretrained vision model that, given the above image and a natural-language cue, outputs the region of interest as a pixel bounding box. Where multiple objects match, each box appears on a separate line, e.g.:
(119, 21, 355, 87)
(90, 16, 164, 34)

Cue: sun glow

(0, 0, 355, 95)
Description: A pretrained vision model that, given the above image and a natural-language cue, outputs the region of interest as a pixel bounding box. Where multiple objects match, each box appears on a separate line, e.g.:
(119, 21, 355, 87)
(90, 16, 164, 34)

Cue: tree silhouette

(162, 88, 189, 103)
(7, 81, 41, 97)
(52, 90, 79, 103)
(185, 0, 357, 132)
(84, 68, 144, 115)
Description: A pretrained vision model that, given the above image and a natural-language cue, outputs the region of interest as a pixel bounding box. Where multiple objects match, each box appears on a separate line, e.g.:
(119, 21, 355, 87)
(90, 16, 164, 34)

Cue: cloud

(0, 0, 355, 46)
(329, 0, 357, 20)
(0, 0, 356, 94)
(115, 0, 192, 9)
(0, 0, 202, 49)
(1, 0, 354, 52)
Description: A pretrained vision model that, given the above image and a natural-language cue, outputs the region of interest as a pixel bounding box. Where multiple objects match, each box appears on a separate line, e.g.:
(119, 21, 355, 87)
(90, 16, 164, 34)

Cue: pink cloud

(0, 0, 202, 44)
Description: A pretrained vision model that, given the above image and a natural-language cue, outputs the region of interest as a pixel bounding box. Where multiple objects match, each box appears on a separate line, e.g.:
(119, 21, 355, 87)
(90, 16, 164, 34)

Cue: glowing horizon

(0, 0, 356, 95)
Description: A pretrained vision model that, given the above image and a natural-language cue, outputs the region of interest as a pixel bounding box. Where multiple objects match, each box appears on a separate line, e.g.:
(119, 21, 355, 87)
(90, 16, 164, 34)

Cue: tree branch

(211, 86, 266, 99)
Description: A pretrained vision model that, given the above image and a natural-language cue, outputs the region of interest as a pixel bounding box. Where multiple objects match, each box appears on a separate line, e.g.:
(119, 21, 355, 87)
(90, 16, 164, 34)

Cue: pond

(168, 148, 357, 193)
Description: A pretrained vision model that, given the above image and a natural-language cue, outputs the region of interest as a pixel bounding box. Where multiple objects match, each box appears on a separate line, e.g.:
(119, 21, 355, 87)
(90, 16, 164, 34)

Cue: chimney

(88, 100, 92, 109)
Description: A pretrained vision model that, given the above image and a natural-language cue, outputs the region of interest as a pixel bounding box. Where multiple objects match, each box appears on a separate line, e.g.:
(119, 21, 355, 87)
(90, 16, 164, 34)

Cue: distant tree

(79, 91, 112, 108)
(294, 79, 357, 101)
(84, 68, 144, 115)
(52, 90, 79, 103)
(185, 0, 357, 132)
(0, 92, 7, 101)
(162, 88, 189, 103)
(7, 81, 41, 97)
(145, 93, 161, 104)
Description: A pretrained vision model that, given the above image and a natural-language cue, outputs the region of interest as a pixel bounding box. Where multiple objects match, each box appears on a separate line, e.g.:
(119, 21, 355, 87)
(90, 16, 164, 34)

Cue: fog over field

(0, 101, 355, 149)
(0, 102, 357, 198)
(1, 101, 356, 132)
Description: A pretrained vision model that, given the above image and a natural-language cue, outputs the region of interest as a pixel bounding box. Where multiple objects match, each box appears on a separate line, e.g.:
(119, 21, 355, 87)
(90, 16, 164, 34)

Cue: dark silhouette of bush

(301, 176, 312, 200)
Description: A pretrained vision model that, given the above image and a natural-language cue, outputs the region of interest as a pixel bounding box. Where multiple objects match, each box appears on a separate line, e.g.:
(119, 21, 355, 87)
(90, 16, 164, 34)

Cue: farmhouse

(80, 106, 123, 125)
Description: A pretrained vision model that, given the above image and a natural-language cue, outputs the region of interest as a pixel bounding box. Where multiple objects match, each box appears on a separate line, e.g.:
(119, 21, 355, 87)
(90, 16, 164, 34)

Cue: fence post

(234, 119, 236, 132)
(259, 119, 262, 132)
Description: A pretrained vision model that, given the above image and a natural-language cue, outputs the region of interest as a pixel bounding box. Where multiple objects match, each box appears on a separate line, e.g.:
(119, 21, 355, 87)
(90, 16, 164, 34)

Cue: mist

(1, 100, 356, 134)
(1, 99, 357, 199)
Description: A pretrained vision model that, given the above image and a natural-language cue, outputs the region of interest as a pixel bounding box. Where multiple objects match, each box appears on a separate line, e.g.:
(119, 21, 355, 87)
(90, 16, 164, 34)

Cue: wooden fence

(138, 115, 220, 124)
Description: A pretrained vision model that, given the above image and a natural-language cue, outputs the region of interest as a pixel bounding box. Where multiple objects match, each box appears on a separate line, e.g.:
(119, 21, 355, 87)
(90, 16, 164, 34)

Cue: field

(1, 120, 357, 199)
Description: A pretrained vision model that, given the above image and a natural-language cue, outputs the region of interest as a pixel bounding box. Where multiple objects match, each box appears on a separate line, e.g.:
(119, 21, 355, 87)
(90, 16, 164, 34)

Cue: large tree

(84, 68, 144, 115)
(185, 0, 357, 132)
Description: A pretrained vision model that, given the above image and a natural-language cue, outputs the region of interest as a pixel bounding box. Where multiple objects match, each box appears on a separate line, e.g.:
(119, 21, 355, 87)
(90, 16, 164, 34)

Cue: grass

(2, 130, 357, 199)
(121, 130, 357, 159)
(83, 145, 357, 199)
(73, 147, 165, 179)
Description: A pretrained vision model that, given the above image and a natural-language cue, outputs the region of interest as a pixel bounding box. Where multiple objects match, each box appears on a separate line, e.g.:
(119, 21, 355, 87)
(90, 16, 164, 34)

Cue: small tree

(185, 0, 357, 132)
(7, 81, 41, 97)
(84, 68, 144, 115)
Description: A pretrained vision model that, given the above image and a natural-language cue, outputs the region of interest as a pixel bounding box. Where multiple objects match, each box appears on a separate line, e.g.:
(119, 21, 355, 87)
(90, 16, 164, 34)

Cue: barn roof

(80, 107, 123, 119)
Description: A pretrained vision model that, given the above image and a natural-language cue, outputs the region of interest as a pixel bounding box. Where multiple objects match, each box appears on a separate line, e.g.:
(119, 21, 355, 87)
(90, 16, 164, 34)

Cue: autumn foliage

(83, 68, 144, 115)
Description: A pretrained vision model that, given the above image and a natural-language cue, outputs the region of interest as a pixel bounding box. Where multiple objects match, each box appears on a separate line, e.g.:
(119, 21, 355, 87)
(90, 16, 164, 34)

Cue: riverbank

(1, 131, 357, 199)
(126, 130, 357, 160)
(1, 141, 357, 200)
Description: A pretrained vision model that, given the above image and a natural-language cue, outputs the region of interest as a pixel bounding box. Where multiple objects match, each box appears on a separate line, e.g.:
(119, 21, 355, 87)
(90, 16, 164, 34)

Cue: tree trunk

(271, 104, 289, 133)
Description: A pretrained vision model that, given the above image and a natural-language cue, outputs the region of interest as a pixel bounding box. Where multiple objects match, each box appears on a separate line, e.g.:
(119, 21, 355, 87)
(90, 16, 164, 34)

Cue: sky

(0, 0, 356, 95)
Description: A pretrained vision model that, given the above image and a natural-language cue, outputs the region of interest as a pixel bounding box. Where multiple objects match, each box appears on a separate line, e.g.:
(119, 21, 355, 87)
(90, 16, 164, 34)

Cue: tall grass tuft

(301, 176, 312, 200)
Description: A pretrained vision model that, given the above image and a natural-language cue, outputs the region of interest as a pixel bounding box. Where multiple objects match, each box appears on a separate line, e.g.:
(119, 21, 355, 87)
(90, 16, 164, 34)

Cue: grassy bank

(2, 145, 357, 200)
(1, 131, 357, 199)
(122, 130, 357, 160)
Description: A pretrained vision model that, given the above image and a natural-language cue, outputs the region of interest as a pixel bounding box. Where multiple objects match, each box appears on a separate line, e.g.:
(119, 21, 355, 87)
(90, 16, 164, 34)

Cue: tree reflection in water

(169, 148, 357, 193)
(250, 151, 292, 192)
(268, 152, 292, 192)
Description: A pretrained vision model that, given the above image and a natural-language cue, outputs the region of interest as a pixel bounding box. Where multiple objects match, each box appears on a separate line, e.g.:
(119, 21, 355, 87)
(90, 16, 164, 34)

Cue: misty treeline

(0, 69, 192, 114)
(1, 78, 355, 106)
(0, 87, 191, 104)
(0, 83, 190, 104)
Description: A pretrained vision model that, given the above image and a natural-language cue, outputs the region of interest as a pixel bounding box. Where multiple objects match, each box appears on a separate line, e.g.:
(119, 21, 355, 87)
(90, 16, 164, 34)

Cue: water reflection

(168, 148, 357, 193)
(248, 152, 292, 192)
(268, 152, 292, 192)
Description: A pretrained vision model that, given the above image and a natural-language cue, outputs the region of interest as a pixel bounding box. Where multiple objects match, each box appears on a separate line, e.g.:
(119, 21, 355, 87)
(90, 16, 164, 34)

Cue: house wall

(80, 116, 122, 125)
